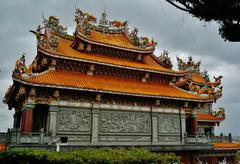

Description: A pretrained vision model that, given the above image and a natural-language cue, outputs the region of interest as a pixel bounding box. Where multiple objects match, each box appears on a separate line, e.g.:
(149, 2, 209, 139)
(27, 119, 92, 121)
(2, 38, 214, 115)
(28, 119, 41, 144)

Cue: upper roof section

(28, 12, 181, 75)
(74, 8, 157, 53)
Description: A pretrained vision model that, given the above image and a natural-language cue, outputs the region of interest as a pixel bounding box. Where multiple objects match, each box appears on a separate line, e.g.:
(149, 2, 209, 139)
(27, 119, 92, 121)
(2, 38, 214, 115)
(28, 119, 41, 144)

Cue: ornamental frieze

(99, 111, 151, 133)
(58, 109, 91, 132)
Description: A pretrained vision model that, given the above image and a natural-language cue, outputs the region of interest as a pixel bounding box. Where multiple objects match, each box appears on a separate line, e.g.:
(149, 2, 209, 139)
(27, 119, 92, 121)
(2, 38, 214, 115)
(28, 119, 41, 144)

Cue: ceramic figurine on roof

(200, 69, 210, 82)
(13, 53, 33, 77)
(29, 25, 45, 47)
(129, 27, 140, 46)
(177, 56, 201, 72)
(158, 50, 173, 69)
(75, 8, 96, 36)
(99, 11, 108, 27)
(42, 15, 67, 34)
(128, 28, 157, 49)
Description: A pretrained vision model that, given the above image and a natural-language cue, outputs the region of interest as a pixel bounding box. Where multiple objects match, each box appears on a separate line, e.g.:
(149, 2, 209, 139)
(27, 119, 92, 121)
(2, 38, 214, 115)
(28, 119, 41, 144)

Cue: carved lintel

(197, 103, 201, 109)
(53, 89, 60, 100)
(15, 86, 26, 101)
(41, 57, 48, 66)
(87, 64, 95, 76)
(142, 73, 149, 82)
(95, 94, 101, 103)
(29, 88, 36, 99)
(137, 54, 143, 61)
(184, 102, 189, 108)
(155, 99, 160, 106)
(78, 41, 85, 51)
(86, 44, 92, 52)
(49, 59, 57, 70)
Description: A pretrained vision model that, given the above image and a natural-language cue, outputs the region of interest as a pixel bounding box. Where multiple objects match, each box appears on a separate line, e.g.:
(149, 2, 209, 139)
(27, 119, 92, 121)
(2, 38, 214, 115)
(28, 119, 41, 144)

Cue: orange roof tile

(211, 142, 240, 149)
(89, 30, 137, 50)
(16, 70, 210, 101)
(191, 73, 206, 84)
(197, 112, 224, 122)
(40, 37, 182, 75)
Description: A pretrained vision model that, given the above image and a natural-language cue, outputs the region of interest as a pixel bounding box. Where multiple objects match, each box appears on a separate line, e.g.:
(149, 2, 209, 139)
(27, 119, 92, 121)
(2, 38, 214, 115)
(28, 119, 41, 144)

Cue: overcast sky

(0, 0, 239, 136)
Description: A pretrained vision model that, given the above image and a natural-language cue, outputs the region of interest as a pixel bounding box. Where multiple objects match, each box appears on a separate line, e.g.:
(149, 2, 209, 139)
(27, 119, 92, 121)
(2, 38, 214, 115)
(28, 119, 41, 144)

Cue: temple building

(1, 8, 240, 163)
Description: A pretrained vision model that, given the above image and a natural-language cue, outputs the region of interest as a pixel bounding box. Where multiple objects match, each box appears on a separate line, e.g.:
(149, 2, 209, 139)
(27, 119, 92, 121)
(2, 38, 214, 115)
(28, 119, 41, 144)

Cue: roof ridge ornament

(176, 56, 201, 72)
(158, 50, 173, 69)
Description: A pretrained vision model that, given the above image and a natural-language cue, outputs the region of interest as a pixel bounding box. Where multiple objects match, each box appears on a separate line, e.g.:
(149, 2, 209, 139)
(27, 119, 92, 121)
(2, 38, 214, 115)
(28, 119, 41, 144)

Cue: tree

(165, 0, 240, 42)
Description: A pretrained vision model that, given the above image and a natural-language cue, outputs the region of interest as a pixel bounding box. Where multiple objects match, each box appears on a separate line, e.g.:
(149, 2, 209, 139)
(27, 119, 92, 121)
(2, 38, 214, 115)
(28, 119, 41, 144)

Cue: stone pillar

(40, 128, 44, 144)
(13, 113, 17, 129)
(21, 103, 35, 133)
(91, 104, 100, 144)
(180, 110, 186, 143)
(151, 109, 158, 143)
(48, 106, 58, 137)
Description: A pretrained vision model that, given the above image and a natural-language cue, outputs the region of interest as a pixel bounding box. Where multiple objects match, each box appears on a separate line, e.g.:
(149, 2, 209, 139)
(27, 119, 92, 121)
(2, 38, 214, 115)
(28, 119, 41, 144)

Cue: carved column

(21, 103, 35, 133)
(48, 105, 58, 137)
(91, 104, 100, 144)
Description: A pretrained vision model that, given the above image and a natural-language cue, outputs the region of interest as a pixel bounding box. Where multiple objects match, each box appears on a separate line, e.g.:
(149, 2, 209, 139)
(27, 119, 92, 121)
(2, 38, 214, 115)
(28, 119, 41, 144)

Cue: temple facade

(1, 8, 240, 163)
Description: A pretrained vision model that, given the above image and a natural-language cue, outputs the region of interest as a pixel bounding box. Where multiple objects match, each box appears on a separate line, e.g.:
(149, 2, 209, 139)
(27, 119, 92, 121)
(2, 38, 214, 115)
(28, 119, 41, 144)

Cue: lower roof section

(197, 113, 224, 122)
(14, 70, 212, 102)
(211, 142, 240, 150)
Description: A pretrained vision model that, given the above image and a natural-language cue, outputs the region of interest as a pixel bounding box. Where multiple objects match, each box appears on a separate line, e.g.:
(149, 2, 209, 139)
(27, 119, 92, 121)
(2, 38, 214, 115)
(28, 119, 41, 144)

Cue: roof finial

(99, 7, 108, 27)
(104, 6, 107, 14)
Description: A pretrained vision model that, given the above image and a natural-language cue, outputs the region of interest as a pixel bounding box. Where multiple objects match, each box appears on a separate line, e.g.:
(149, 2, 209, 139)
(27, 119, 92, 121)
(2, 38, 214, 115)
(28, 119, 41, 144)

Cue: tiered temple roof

(5, 8, 224, 122)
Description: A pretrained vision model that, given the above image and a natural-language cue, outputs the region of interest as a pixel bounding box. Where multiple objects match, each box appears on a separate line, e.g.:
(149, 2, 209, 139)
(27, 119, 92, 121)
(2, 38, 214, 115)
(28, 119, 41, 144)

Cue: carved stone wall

(58, 108, 91, 132)
(99, 111, 151, 134)
(158, 114, 180, 134)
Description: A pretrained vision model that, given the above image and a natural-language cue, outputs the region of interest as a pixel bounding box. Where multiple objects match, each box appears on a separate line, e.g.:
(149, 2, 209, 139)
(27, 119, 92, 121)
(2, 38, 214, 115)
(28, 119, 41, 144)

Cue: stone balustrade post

(17, 128, 21, 144)
(40, 128, 44, 144)
(180, 110, 186, 144)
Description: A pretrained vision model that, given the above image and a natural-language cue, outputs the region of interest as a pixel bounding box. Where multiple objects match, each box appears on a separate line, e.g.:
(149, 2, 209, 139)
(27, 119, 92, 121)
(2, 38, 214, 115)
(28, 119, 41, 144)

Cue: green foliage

(166, 0, 240, 41)
(0, 148, 180, 164)
(237, 151, 240, 161)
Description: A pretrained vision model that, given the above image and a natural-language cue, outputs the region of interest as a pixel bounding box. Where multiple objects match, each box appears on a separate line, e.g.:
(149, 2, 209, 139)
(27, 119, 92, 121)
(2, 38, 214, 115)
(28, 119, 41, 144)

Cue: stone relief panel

(58, 109, 91, 132)
(158, 114, 180, 134)
(20, 135, 40, 144)
(99, 136, 151, 142)
(99, 111, 151, 134)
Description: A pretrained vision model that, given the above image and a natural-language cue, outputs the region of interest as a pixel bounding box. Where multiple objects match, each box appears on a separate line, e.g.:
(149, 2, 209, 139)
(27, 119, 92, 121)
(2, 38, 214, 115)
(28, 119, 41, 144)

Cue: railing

(0, 133, 8, 143)
(186, 133, 232, 144)
(3, 128, 53, 145)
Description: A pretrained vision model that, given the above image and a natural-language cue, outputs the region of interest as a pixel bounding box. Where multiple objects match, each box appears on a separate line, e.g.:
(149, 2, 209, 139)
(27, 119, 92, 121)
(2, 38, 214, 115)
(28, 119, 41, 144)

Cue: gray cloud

(0, 0, 239, 135)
